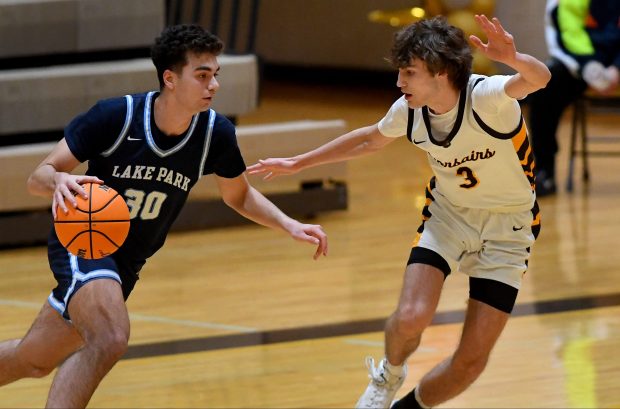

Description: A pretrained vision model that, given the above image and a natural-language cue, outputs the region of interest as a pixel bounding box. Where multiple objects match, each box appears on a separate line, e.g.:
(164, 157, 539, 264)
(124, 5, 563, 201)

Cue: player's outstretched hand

(469, 14, 516, 65)
(246, 158, 299, 181)
(287, 221, 328, 260)
(52, 173, 103, 218)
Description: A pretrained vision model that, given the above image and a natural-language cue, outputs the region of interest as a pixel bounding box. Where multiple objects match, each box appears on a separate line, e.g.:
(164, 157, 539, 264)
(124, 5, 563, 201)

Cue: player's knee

(391, 303, 434, 337)
(9, 340, 54, 379)
(88, 329, 129, 363)
(27, 363, 55, 378)
(102, 331, 129, 361)
(19, 355, 56, 378)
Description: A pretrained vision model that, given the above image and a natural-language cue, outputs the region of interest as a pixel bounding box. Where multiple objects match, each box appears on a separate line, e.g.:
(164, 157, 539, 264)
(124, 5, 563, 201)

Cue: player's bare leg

(356, 264, 444, 409)
(385, 263, 445, 365)
(46, 279, 130, 409)
(416, 298, 510, 407)
(0, 302, 83, 386)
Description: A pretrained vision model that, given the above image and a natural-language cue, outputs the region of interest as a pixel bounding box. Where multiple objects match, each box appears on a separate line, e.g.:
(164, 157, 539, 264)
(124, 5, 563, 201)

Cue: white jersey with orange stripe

(378, 74, 536, 212)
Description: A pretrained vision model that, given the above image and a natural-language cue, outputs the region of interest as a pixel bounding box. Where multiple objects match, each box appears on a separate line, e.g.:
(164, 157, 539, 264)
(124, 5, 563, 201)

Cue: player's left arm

(215, 173, 328, 259)
(470, 14, 551, 99)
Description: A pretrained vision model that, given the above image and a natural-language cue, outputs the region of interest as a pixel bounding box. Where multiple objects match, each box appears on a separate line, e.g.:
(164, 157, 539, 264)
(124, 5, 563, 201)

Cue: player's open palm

(470, 15, 516, 65)
(246, 158, 299, 181)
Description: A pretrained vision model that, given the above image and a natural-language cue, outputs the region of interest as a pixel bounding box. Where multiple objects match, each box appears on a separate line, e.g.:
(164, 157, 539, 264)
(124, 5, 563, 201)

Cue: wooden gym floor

(1, 76, 620, 408)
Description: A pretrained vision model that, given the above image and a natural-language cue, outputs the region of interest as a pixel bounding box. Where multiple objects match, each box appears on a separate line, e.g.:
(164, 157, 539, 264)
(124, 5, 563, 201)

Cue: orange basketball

(54, 183, 130, 259)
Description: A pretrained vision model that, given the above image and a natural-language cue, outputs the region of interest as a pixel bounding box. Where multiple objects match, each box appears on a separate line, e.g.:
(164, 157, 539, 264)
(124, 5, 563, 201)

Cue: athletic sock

(385, 360, 405, 377)
(391, 387, 430, 409)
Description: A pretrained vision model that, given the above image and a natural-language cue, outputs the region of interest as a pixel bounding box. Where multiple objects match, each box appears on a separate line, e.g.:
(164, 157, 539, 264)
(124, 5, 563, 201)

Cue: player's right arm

(246, 123, 395, 180)
(28, 97, 124, 216)
(27, 138, 103, 217)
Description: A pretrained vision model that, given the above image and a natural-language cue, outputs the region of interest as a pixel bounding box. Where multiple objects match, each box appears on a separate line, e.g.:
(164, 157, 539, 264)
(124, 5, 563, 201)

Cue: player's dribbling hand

(246, 158, 299, 181)
(288, 222, 328, 260)
(52, 173, 104, 218)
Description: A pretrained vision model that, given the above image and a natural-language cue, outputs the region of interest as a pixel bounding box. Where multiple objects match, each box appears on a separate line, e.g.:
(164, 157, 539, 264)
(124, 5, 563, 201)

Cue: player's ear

(436, 69, 448, 80)
(163, 69, 176, 90)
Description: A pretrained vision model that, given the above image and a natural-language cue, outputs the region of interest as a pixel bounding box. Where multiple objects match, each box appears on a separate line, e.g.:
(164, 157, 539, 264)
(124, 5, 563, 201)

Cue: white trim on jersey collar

(144, 91, 199, 158)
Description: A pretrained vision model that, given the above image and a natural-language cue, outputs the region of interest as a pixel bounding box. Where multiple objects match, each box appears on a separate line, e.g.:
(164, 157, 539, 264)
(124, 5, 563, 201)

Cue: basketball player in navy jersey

(248, 15, 550, 409)
(0, 24, 327, 408)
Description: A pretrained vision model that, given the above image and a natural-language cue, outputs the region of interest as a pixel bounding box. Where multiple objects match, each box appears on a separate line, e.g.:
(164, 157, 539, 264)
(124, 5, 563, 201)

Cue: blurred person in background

(527, 0, 620, 196)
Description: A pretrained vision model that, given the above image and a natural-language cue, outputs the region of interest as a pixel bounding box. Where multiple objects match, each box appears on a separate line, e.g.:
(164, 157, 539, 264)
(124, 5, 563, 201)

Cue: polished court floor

(1, 77, 619, 408)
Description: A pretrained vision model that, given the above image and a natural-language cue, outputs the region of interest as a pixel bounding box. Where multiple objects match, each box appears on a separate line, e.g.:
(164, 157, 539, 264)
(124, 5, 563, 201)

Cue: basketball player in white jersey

(248, 14, 550, 409)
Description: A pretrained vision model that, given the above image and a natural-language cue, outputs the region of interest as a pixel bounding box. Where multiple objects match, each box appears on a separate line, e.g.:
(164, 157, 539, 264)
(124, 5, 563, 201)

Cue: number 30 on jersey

(124, 189, 168, 220)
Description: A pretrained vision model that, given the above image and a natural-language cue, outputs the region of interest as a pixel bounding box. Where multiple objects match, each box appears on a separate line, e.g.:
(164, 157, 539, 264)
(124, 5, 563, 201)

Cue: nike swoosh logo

(413, 139, 425, 144)
(127, 136, 142, 141)
(513, 226, 524, 231)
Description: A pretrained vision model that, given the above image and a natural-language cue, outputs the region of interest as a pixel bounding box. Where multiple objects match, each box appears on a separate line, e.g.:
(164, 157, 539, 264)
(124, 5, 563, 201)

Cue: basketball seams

(63, 231, 91, 249)
(67, 209, 90, 214)
(54, 182, 130, 259)
(91, 231, 124, 249)
(56, 219, 129, 224)
(88, 183, 93, 259)
(63, 230, 123, 254)
(89, 193, 124, 213)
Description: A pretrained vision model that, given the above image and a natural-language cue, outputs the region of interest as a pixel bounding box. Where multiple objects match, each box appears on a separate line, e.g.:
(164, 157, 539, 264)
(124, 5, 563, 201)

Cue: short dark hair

(390, 16, 472, 90)
(151, 24, 224, 88)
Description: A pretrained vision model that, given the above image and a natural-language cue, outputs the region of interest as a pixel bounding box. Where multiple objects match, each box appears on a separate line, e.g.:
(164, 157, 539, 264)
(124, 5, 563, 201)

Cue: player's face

(173, 52, 220, 113)
(396, 58, 442, 109)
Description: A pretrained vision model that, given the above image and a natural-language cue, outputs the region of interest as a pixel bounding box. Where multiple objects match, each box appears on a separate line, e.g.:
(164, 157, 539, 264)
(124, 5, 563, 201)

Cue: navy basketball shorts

(47, 230, 141, 320)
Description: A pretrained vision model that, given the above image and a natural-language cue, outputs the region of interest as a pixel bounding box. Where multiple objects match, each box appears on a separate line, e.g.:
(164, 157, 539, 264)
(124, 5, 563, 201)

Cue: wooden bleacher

(0, 120, 348, 246)
(0, 55, 259, 136)
(0, 0, 348, 246)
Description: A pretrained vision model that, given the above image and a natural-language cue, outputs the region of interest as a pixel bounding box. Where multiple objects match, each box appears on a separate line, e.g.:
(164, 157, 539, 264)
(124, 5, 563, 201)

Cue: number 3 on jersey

(124, 189, 168, 220)
(456, 166, 479, 189)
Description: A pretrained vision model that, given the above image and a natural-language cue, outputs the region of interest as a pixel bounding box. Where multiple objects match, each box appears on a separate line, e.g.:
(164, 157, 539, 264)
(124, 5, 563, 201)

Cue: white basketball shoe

(355, 357, 407, 409)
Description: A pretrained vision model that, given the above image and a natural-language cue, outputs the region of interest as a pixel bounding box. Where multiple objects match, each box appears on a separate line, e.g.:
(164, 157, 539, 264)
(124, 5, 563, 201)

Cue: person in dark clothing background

(528, 0, 620, 196)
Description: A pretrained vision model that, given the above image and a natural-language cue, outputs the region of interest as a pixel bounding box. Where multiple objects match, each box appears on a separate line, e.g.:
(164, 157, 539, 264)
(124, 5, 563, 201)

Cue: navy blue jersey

(63, 91, 246, 264)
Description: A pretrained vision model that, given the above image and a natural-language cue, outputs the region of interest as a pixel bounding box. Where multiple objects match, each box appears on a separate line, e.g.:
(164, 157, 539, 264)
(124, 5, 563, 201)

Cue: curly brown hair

(151, 24, 224, 89)
(390, 16, 473, 90)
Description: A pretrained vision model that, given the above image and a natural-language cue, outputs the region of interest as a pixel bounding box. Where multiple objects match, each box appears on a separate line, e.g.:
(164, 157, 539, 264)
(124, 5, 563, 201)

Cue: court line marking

(129, 313, 257, 332)
(0, 298, 257, 333)
(122, 292, 620, 360)
(344, 339, 384, 347)
(344, 338, 437, 353)
(5, 293, 620, 360)
(0, 299, 40, 309)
